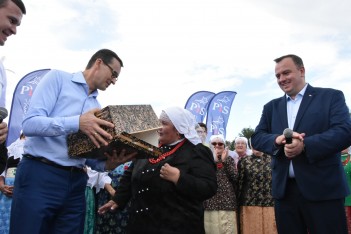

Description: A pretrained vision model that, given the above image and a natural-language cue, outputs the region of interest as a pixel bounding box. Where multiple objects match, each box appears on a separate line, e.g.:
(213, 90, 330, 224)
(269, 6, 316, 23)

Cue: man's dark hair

(86, 49, 123, 69)
(0, 0, 26, 14)
(198, 122, 207, 132)
(274, 54, 304, 69)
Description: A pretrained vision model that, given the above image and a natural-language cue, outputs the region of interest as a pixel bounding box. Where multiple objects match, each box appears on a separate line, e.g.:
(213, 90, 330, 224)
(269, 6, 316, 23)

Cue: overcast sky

(1, 0, 350, 141)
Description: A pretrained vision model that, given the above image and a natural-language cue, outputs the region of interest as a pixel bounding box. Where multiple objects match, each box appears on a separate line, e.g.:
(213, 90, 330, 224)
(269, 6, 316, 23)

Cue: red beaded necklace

(216, 162, 223, 169)
(342, 153, 350, 166)
(216, 155, 223, 169)
(149, 139, 186, 164)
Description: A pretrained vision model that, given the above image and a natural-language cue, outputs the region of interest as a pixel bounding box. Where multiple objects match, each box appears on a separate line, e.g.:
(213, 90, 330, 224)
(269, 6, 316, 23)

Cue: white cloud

(1, 0, 350, 141)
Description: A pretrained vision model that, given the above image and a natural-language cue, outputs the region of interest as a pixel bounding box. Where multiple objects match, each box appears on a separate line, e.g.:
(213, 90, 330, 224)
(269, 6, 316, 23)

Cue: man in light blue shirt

(10, 49, 135, 234)
(286, 83, 307, 178)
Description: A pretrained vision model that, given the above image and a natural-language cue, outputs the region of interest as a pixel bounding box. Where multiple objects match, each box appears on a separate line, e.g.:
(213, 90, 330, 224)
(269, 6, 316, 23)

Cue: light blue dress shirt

(0, 61, 7, 107)
(22, 69, 101, 168)
(286, 83, 308, 177)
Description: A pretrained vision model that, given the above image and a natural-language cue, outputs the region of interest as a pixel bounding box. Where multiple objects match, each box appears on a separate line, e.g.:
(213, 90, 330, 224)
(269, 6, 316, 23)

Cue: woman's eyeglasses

(211, 142, 224, 146)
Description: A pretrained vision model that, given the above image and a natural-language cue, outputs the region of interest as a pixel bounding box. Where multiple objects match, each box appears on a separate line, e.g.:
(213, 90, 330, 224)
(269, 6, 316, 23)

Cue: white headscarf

(234, 136, 252, 156)
(161, 106, 201, 145)
(210, 134, 225, 145)
(235, 136, 248, 146)
(210, 134, 226, 161)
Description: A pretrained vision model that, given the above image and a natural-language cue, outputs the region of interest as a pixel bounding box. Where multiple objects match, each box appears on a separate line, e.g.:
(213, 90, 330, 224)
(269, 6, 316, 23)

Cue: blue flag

(184, 91, 215, 123)
(6, 69, 51, 146)
(206, 91, 237, 140)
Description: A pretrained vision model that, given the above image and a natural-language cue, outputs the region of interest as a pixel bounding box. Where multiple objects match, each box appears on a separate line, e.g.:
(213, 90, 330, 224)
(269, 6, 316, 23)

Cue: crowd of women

(203, 134, 277, 234)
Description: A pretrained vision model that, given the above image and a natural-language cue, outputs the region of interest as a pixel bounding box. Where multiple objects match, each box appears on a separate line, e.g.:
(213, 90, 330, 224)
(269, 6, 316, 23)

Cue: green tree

(227, 140, 235, 151)
(239, 127, 255, 139)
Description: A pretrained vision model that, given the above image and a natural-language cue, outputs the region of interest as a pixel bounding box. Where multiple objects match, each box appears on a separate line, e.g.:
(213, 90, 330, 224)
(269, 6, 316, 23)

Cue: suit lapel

(278, 96, 289, 128)
(293, 84, 315, 130)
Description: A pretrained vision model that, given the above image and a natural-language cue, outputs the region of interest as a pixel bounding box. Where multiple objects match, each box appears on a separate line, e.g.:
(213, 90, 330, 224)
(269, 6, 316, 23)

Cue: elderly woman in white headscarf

(230, 137, 252, 166)
(98, 106, 217, 234)
(204, 134, 238, 234)
(236, 138, 277, 234)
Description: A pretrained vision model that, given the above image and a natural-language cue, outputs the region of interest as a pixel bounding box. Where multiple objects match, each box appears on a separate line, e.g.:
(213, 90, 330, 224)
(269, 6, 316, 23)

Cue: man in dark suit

(251, 54, 351, 234)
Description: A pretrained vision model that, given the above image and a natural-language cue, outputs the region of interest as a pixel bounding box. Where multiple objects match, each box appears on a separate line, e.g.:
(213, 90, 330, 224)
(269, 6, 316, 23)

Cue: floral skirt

(95, 163, 131, 234)
(0, 169, 16, 234)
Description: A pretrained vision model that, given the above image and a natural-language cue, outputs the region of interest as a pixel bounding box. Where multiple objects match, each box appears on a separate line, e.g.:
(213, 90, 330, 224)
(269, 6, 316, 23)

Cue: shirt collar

(286, 83, 308, 101)
(72, 71, 99, 97)
(72, 71, 86, 84)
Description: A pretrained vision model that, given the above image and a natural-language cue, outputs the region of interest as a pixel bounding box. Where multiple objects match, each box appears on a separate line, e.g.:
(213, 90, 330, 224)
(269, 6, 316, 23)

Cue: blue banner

(184, 91, 215, 123)
(6, 69, 51, 146)
(206, 91, 237, 140)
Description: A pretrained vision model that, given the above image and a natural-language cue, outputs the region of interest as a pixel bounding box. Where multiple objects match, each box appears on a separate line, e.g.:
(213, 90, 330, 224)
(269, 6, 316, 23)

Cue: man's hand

(104, 149, 137, 171)
(98, 200, 118, 214)
(0, 122, 8, 144)
(284, 132, 306, 159)
(160, 163, 180, 184)
(275, 132, 305, 146)
(79, 108, 115, 148)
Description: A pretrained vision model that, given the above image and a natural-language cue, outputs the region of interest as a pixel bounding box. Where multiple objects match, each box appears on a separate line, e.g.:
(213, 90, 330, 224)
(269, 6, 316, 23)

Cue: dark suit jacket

(252, 84, 351, 201)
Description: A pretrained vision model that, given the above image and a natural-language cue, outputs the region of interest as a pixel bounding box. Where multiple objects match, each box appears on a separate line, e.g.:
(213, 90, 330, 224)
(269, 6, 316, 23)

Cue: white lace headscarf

(210, 134, 225, 145)
(210, 134, 226, 161)
(234, 136, 252, 156)
(159, 107, 201, 145)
